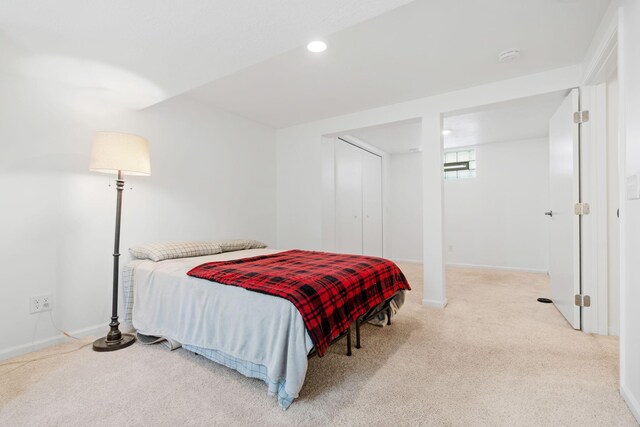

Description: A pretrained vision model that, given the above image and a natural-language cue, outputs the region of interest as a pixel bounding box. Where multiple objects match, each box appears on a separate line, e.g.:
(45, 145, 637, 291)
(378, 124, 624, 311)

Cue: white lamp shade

(89, 131, 151, 176)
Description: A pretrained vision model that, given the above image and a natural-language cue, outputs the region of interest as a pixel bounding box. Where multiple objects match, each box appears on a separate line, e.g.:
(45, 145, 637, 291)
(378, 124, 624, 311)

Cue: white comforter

(129, 249, 314, 401)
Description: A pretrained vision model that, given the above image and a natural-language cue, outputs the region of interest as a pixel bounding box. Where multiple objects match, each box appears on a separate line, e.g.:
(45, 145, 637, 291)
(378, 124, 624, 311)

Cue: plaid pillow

(129, 241, 223, 262)
(213, 239, 267, 253)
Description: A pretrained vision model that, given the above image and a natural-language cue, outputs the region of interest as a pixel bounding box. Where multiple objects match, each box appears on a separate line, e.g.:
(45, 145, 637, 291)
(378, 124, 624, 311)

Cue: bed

(122, 243, 409, 409)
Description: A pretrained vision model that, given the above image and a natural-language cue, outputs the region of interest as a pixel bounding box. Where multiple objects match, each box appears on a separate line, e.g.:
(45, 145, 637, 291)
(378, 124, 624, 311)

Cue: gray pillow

(213, 239, 267, 253)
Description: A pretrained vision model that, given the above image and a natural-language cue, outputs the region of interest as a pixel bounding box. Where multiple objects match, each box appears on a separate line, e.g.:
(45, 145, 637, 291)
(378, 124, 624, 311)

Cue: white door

(362, 151, 383, 256)
(335, 140, 363, 255)
(548, 88, 581, 329)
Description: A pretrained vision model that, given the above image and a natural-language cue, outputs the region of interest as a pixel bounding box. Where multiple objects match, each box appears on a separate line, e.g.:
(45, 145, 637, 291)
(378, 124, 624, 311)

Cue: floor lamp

(89, 131, 151, 352)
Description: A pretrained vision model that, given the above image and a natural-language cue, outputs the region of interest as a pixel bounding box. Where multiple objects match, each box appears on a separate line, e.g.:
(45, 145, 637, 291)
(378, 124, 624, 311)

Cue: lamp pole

(93, 170, 136, 351)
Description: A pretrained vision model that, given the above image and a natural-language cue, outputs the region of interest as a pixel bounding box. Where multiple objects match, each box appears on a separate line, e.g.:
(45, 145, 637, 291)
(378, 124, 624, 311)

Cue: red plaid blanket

(187, 250, 411, 357)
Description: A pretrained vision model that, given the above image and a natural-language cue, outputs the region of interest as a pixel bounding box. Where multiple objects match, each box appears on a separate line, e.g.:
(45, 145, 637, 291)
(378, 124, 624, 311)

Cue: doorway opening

(442, 91, 566, 272)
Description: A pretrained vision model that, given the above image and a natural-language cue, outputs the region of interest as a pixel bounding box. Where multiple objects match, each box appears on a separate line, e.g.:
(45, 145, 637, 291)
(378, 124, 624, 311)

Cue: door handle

(545, 211, 553, 217)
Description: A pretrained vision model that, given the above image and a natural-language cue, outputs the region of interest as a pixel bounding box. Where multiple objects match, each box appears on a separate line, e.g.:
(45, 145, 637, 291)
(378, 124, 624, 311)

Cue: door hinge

(574, 110, 590, 124)
(574, 202, 591, 215)
(575, 294, 591, 307)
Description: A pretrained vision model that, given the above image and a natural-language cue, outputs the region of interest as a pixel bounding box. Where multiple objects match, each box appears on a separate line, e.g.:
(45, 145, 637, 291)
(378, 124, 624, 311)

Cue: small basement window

(444, 149, 476, 180)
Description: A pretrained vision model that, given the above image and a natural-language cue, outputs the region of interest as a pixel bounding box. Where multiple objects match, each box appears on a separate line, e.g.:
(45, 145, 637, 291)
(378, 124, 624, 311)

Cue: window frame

(443, 148, 476, 180)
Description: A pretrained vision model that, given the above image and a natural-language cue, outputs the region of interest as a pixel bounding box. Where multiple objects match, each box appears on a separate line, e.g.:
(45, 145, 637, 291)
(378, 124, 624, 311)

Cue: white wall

(0, 72, 277, 359)
(388, 153, 423, 262)
(619, 0, 640, 421)
(444, 138, 549, 272)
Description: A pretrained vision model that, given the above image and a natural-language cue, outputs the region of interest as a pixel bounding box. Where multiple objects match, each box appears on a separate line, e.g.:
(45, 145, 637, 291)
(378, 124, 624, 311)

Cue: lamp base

(92, 333, 136, 352)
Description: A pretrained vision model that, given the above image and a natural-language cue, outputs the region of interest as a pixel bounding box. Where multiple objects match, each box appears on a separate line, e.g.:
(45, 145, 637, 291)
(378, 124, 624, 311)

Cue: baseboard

(392, 258, 422, 264)
(621, 382, 640, 424)
(0, 323, 107, 361)
(446, 263, 549, 275)
(422, 298, 448, 308)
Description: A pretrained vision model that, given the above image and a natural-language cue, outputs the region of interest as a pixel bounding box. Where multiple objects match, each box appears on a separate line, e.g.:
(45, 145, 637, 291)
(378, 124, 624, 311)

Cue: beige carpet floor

(0, 265, 637, 426)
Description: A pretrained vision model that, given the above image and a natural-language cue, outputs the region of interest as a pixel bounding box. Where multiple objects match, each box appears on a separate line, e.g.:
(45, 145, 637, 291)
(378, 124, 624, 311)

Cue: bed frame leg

(346, 326, 352, 356)
(355, 319, 361, 349)
(387, 306, 392, 325)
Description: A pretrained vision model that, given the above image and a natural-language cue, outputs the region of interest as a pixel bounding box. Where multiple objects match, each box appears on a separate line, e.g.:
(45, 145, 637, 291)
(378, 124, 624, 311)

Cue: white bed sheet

(130, 248, 314, 401)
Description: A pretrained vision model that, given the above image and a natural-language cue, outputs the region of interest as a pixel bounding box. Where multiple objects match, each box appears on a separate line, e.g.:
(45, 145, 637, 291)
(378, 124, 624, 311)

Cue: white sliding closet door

(362, 152, 383, 256)
(335, 140, 363, 255)
(335, 138, 383, 256)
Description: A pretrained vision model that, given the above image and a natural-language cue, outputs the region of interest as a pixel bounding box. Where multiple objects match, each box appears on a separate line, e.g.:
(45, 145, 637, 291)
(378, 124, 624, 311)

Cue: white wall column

(421, 114, 447, 307)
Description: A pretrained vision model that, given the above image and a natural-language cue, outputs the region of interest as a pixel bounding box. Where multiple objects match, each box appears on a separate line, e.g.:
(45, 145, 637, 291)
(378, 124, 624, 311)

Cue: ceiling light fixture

(307, 40, 327, 53)
(442, 129, 452, 136)
(498, 48, 521, 63)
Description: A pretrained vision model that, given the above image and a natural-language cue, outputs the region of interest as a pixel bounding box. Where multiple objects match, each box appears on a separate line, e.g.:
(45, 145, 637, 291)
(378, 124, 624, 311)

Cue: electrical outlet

(30, 294, 53, 314)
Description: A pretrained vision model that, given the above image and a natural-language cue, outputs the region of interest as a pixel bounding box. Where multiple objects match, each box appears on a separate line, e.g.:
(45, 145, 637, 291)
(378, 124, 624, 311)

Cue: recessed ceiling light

(442, 129, 452, 136)
(498, 48, 521, 63)
(307, 40, 327, 53)
(409, 148, 422, 153)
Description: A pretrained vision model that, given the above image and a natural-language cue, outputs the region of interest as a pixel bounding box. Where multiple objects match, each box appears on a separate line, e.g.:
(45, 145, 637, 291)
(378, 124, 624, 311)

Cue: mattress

(121, 248, 314, 409)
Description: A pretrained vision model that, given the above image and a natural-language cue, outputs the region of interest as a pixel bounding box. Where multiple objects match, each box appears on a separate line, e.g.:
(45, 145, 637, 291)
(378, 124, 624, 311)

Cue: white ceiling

(343, 90, 568, 154)
(443, 91, 569, 148)
(0, 1, 609, 124)
(187, 0, 610, 128)
(347, 119, 422, 154)
(0, 0, 412, 109)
